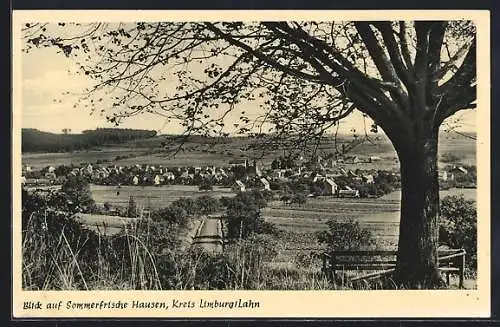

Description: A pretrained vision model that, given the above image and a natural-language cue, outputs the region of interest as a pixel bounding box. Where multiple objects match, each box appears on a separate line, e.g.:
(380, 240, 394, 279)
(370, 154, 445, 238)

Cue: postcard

(12, 9, 491, 318)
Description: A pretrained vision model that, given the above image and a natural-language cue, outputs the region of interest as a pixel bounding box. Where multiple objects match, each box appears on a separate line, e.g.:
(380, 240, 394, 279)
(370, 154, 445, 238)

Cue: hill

(22, 128, 157, 153)
(22, 130, 476, 169)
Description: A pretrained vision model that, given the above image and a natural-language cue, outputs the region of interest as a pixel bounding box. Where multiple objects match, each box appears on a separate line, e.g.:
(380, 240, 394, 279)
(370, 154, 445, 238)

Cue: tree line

(22, 128, 157, 153)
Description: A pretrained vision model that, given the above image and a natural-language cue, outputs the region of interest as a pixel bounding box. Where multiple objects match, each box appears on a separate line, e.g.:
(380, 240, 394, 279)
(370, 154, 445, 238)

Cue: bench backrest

(323, 249, 465, 270)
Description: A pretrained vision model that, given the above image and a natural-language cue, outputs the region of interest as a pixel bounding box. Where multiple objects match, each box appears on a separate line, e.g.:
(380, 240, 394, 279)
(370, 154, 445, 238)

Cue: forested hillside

(22, 128, 157, 152)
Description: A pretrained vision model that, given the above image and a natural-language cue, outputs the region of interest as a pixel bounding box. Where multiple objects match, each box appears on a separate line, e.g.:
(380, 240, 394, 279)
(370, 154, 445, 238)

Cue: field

(22, 132, 476, 170)
(22, 147, 150, 169)
(263, 188, 477, 249)
(90, 184, 235, 210)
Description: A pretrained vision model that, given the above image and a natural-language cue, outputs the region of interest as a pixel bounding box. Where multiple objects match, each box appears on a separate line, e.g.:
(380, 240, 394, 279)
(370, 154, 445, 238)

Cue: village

(21, 152, 475, 203)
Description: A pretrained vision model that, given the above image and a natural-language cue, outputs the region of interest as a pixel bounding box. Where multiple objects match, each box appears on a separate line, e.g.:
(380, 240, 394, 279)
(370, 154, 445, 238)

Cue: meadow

(263, 188, 477, 249)
(22, 147, 150, 169)
(22, 132, 476, 170)
(90, 184, 235, 210)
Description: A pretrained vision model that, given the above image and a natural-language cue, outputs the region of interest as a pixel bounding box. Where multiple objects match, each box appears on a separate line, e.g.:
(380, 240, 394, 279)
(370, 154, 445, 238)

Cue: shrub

(223, 190, 277, 239)
(441, 152, 464, 163)
(127, 195, 137, 218)
(439, 195, 477, 269)
(194, 195, 221, 214)
(316, 219, 376, 251)
(151, 205, 189, 227)
(198, 179, 213, 191)
(61, 174, 95, 213)
(291, 193, 307, 207)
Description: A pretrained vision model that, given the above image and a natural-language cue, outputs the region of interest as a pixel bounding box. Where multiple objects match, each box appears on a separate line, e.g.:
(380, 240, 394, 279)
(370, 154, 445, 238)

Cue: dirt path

(192, 217, 223, 254)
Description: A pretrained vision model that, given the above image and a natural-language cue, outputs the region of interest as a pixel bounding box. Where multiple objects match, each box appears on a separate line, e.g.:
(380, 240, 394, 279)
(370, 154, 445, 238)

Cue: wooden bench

(322, 249, 466, 288)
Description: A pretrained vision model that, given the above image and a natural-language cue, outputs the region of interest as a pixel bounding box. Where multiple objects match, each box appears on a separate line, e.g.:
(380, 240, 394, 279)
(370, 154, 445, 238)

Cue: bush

(439, 195, 477, 269)
(198, 179, 213, 191)
(291, 193, 307, 207)
(316, 219, 376, 251)
(127, 195, 138, 218)
(61, 174, 95, 213)
(441, 152, 464, 163)
(223, 191, 277, 239)
(195, 195, 221, 214)
(152, 205, 189, 227)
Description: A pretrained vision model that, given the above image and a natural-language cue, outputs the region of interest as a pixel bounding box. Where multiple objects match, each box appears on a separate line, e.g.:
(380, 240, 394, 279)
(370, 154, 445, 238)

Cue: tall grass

(22, 208, 163, 290)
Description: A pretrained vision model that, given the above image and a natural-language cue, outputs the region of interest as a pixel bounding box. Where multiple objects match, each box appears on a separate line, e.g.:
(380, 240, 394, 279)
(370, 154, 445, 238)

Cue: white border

(12, 10, 491, 318)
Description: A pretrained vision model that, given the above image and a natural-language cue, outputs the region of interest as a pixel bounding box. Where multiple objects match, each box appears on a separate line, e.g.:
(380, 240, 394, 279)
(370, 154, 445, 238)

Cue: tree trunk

(394, 129, 445, 288)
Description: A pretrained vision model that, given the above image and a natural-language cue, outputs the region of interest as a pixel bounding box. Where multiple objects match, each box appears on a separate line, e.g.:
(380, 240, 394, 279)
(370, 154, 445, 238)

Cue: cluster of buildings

(21, 156, 379, 197)
(21, 154, 472, 198)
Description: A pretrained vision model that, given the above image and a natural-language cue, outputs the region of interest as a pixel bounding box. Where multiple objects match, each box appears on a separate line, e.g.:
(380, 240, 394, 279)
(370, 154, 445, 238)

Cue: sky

(21, 41, 477, 136)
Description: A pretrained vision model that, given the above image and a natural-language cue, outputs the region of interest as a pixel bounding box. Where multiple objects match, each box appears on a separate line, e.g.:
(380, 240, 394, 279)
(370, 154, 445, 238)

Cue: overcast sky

(21, 44, 476, 135)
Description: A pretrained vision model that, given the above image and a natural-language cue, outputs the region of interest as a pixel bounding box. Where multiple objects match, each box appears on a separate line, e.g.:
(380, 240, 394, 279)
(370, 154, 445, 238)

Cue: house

(439, 171, 448, 182)
(47, 166, 56, 173)
(344, 156, 360, 164)
(347, 170, 358, 178)
(260, 178, 271, 191)
(449, 166, 468, 181)
(369, 156, 381, 162)
(229, 159, 248, 168)
(255, 165, 263, 177)
(84, 164, 93, 175)
(451, 166, 468, 174)
(132, 176, 139, 185)
(21, 176, 26, 184)
(233, 180, 246, 192)
(339, 186, 360, 198)
(154, 175, 162, 186)
(324, 178, 338, 195)
(163, 171, 175, 181)
(363, 174, 375, 184)
(44, 172, 57, 180)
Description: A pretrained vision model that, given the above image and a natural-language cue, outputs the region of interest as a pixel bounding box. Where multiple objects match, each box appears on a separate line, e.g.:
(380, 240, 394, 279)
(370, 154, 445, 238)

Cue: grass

(21, 147, 150, 169)
(22, 211, 163, 290)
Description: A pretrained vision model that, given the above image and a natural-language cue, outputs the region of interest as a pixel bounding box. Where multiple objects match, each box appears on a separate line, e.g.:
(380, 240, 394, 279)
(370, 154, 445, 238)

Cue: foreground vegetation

(22, 174, 476, 290)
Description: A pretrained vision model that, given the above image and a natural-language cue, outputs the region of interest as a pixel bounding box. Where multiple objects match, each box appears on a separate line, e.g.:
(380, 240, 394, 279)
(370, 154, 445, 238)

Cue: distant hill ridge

(22, 127, 476, 154)
(22, 128, 157, 153)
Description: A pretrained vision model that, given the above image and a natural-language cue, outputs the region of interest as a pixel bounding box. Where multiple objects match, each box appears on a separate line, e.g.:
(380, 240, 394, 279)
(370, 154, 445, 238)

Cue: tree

(223, 191, 275, 239)
(151, 204, 188, 227)
(317, 219, 375, 251)
(195, 195, 220, 214)
(291, 193, 307, 207)
(198, 179, 214, 191)
(24, 20, 476, 287)
(439, 195, 477, 268)
(127, 196, 137, 218)
(61, 174, 95, 213)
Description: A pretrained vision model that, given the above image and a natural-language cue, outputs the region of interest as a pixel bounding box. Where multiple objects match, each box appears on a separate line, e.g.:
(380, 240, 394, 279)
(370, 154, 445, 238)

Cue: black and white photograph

(12, 10, 490, 318)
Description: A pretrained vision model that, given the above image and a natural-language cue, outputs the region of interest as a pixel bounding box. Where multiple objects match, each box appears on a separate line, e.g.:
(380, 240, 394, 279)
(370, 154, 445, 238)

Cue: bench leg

(459, 255, 465, 289)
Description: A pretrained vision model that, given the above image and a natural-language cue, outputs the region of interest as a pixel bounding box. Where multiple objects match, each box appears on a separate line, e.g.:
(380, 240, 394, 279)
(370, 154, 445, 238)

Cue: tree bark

(394, 128, 445, 288)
